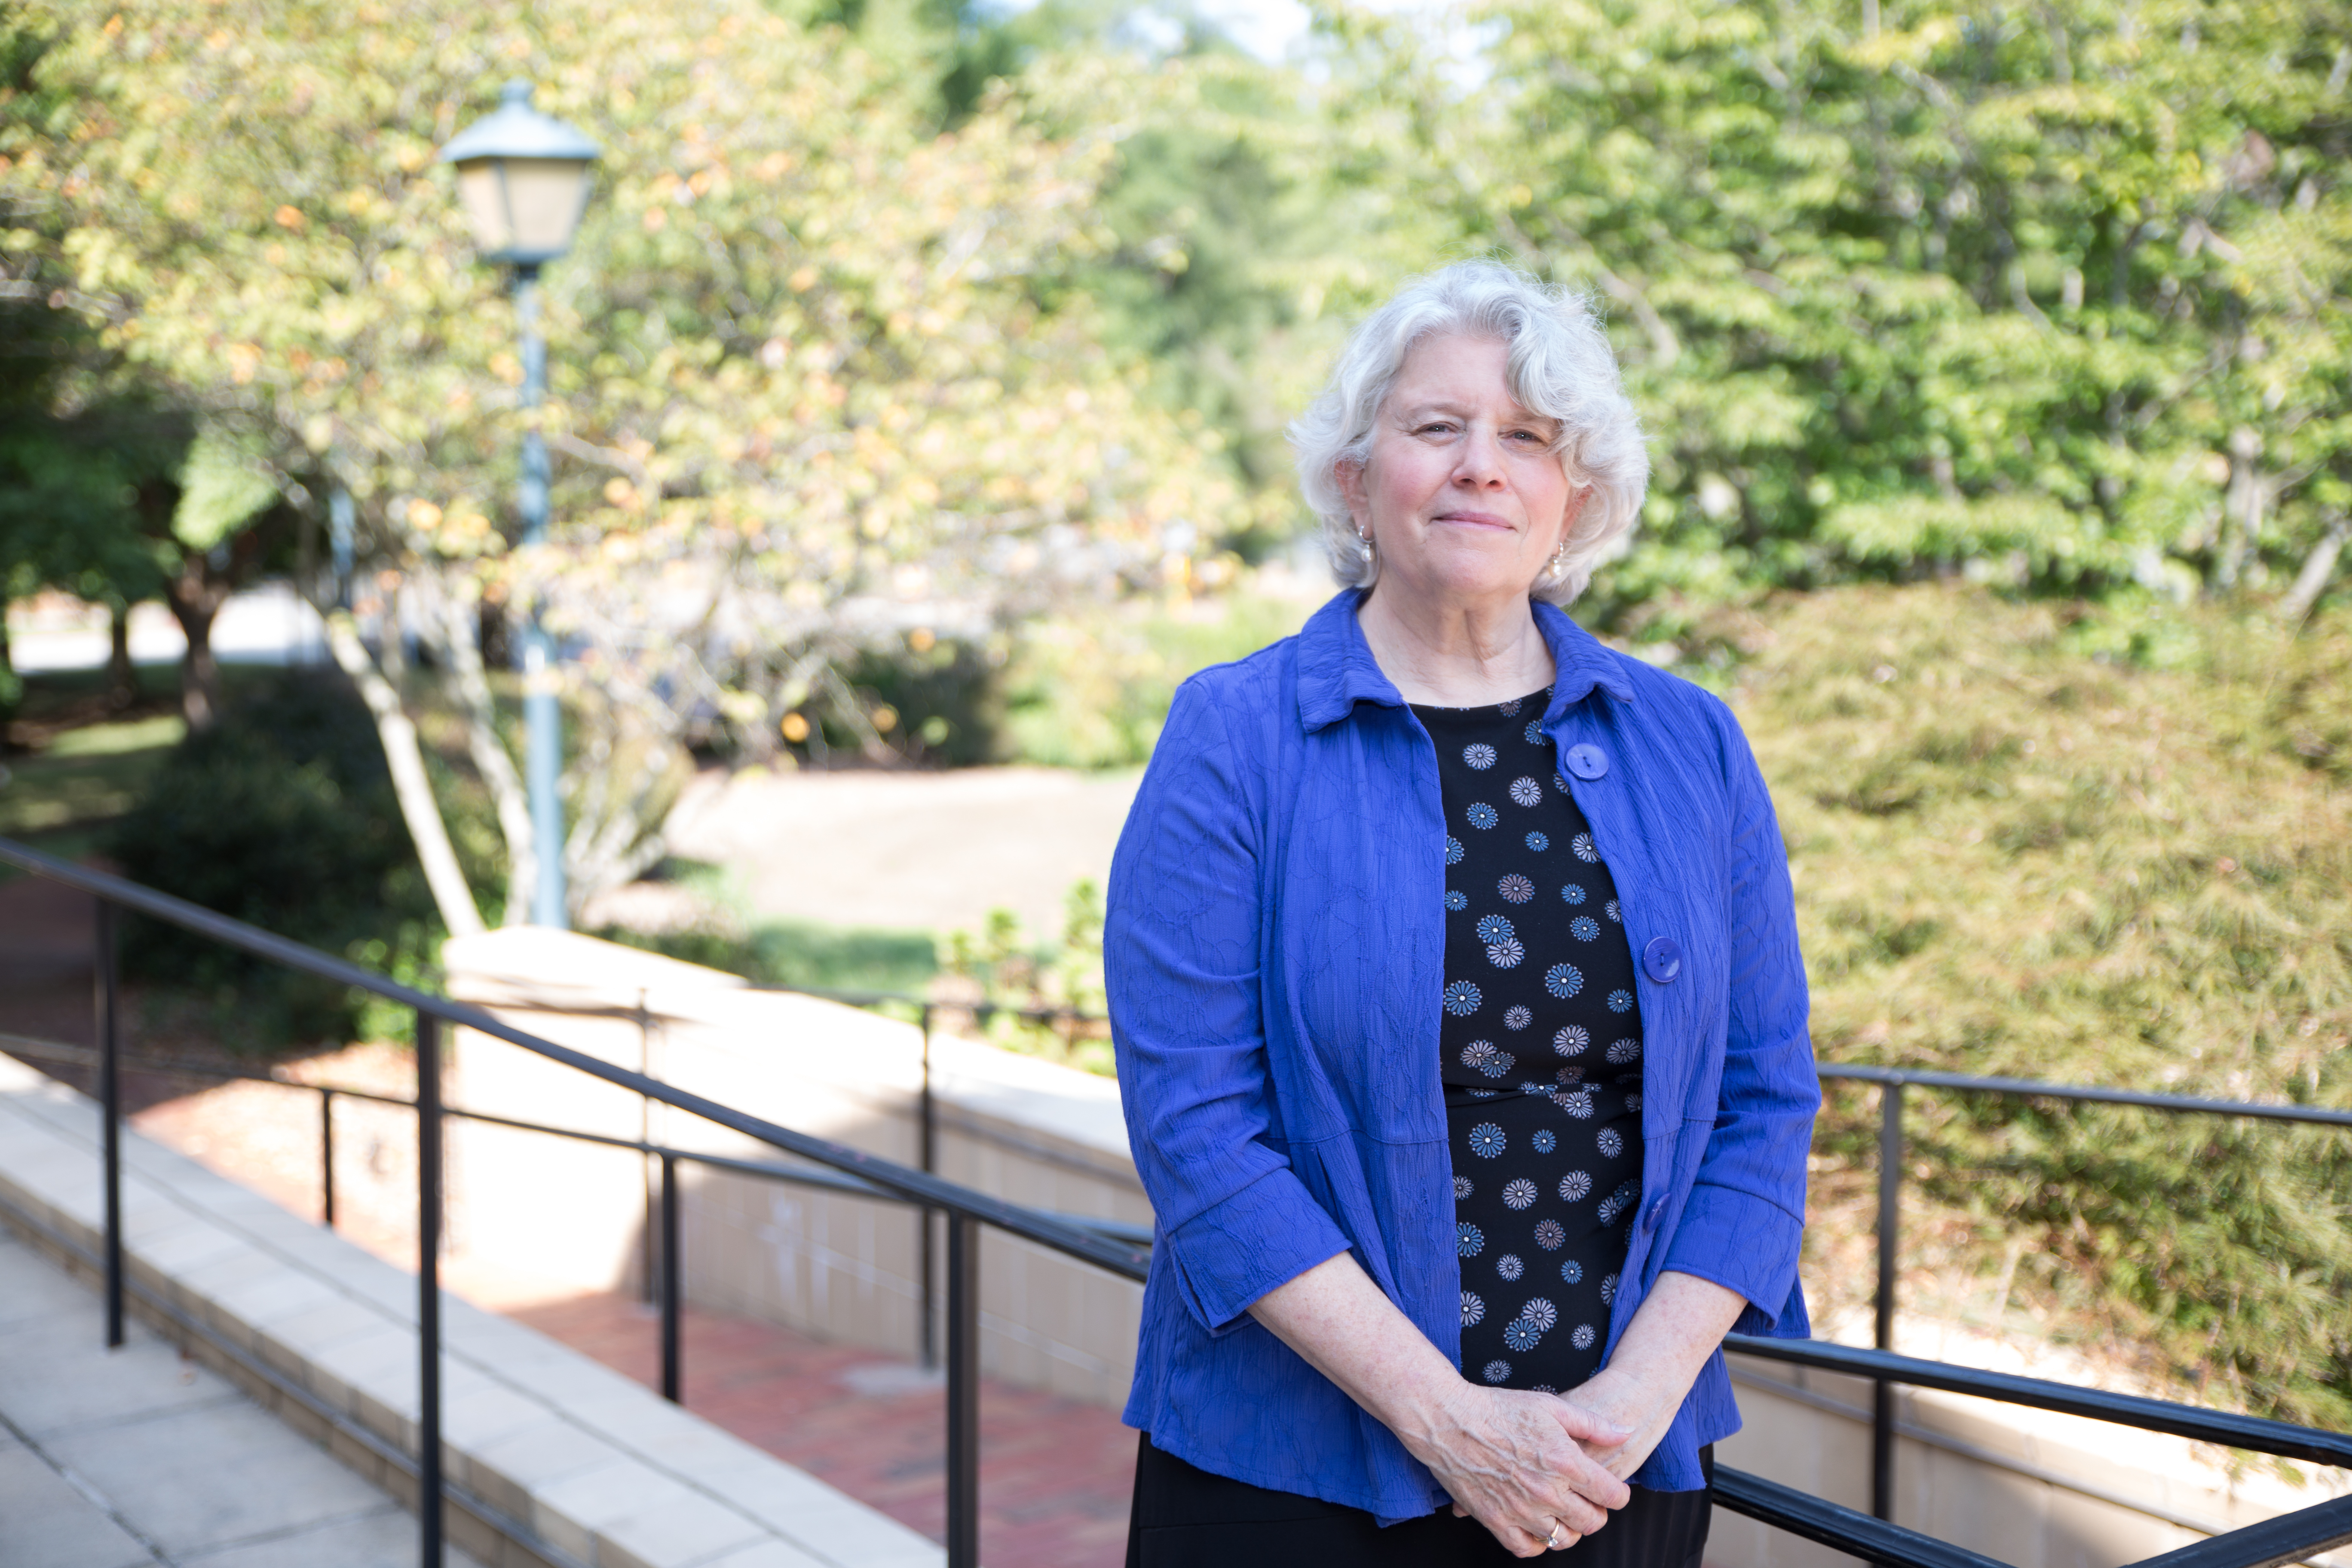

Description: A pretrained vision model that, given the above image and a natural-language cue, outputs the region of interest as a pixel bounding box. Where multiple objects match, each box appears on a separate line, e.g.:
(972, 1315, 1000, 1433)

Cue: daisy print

(1463, 743, 1497, 770)
(1524, 831, 1550, 852)
(1454, 1175, 1473, 1199)
(1501, 1178, 1537, 1210)
(1525, 720, 1546, 745)
(1504, 1005, 1532, 1031)
(1458, 1222, 1485, 1256)
(1483, 1360, 1512, 1384)
(1445, 889, 1467, 912)
(1560, 1259, 1583, 1284)
(1608, 989, 1633, 1013)
(1570, 916, 1600, 942)
(1444, 981, 1482, 1016)
(1559, 1170, 1593, 1202)
(1503, 1318, 1541, 1351)
(1446, 837, 1464, 866)
(1544, 964, 1583, 998)
(1531, 1128, 1557, 1154)
(1509, 777, 1543, 807)
(1462, 1291, 1485, 1327)
(1466, 802, 1499, 830)
(1606, 1037, 1641, 1064)
(1496, 1253, 1524, 1281)
(1533, 1219, 1565, 1250)
(1520, 1298, 1558, 1331)
(1572, 833, 1599, 863)
(1486, 935, 1525, 968)
(1467, 1123, 1506, 1158)
(1561, 882, 1587, 905)
(1554, 1024, 1590, 1057)
(1571, 1324, 1597, 1350)
(1498, 874, 1535, 904)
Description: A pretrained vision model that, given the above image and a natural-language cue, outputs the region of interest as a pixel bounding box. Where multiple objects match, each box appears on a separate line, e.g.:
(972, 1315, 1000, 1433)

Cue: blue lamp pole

(440, 82, 599, 928)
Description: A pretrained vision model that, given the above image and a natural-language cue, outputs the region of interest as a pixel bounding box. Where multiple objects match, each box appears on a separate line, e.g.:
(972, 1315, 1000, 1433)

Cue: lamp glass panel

(503, 158, 593, 257)
(453, 160, 512, 254)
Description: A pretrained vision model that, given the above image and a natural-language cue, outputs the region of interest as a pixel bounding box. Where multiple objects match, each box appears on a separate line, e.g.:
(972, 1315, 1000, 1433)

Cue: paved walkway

(0, 1229, 484, 1568)
(509, 1292, 1136, 1568)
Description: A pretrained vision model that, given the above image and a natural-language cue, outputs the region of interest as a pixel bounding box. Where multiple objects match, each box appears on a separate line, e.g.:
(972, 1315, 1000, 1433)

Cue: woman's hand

(1559, 1272, 1749, 1481)
(1248, 1253, 1631, 1557)
(1406, 1382, 1631, 1556)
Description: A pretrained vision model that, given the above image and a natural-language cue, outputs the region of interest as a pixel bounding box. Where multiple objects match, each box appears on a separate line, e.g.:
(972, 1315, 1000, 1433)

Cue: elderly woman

(1106, 261, 1820, 1565)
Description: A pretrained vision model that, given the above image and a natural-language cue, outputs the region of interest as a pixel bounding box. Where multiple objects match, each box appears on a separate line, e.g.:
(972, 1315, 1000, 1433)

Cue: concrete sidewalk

(0, 1228, 484, 1568)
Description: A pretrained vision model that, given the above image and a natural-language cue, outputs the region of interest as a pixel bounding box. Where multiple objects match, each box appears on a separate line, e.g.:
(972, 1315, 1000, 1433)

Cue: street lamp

(440, 81, 599, 929)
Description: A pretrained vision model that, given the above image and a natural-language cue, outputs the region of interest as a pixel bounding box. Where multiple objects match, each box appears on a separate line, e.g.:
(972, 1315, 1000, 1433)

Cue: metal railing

(3, 832, 2350, 1568)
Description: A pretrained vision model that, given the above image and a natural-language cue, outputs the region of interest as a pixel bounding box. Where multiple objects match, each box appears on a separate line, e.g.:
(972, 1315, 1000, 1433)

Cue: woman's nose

(1454, 426, 1506, 485)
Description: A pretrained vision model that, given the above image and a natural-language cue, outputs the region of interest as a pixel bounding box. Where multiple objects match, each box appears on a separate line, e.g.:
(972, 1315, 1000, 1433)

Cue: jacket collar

(1295, 589, 1634, 734)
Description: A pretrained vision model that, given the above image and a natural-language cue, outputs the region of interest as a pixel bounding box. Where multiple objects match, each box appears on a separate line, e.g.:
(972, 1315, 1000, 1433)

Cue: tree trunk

(437, 592, 538, 926)
(0, 609, 16, 756)
(164, 572, 224, 729)
(2280, 514, 2349, 625)
(322, 609, 487, 940)
(106, 602, 137, 709)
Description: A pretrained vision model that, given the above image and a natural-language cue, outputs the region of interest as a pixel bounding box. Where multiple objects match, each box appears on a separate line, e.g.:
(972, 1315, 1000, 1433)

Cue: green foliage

(943, 877, 1110, 1072)
(1311, 0, 2352, 625)
(107, 672, 473, 1050)
(998, 588, 1311, 767)
(1719, 584, 2352, 1424)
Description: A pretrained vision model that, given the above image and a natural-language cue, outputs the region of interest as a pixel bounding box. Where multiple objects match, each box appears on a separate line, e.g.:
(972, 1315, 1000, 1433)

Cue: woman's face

(1340, 333, 1583, 612)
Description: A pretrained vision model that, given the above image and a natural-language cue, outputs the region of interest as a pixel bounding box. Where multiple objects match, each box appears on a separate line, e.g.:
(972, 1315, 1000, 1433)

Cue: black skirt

(1126, 1433, 1713, 1568)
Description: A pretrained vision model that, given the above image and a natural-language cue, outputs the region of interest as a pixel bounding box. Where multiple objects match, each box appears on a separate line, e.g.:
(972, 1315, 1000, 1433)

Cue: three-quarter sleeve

(1659, 711, 1820, 1335)
(1108, 680, 1354, 1333)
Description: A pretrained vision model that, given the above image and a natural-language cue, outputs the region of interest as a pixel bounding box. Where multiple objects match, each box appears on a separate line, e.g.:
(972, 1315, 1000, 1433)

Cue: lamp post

(440, 81, 599, 928)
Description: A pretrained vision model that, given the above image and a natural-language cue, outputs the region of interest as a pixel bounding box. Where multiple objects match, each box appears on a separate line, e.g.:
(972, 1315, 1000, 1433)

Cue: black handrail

(4, 832, 2349, 1568)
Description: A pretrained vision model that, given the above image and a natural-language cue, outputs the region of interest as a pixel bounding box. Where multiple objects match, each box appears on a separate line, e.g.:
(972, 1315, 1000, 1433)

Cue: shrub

(108, 671, 454, 1050)
(1712, 585, 2352, 1428)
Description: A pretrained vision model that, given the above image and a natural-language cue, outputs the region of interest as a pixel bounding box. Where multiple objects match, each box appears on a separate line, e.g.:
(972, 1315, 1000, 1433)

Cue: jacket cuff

(1660, 1181, 1806, 1336)
(1161, 1166, 1354, 1335)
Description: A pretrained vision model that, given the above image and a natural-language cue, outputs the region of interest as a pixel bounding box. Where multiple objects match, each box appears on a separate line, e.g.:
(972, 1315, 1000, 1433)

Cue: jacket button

(1642, 936, 1682, 984)
(1565, 743, 1608, 781)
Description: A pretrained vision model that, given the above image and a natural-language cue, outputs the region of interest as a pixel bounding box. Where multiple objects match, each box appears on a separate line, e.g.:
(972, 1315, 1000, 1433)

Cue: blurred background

(2, 0, 2347, 1440)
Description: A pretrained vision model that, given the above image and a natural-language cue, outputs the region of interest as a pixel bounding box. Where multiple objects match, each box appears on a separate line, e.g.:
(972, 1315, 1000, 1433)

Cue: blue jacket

(1106, 589, 1819, 1520)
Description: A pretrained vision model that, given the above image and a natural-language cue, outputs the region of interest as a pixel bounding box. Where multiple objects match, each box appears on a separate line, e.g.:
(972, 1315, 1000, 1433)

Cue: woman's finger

(1547, 1399, 1632, 1448)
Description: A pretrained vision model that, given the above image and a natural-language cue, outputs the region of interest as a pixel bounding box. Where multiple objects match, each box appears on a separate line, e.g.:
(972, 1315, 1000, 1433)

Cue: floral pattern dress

(1416, 689, 1646, 1394)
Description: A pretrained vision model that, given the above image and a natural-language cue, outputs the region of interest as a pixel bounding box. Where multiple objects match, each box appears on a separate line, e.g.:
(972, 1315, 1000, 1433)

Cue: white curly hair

(1288, 260, 1648, 606)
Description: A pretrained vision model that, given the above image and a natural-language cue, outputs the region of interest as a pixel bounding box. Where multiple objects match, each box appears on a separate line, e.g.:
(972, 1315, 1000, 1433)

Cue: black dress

(1417, 691, 1646, 1394)
(1127, 688, 1712, 1568)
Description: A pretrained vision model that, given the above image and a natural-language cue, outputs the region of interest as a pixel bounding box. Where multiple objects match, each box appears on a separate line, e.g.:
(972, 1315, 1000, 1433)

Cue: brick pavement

(509, 1292, 1137, 1568)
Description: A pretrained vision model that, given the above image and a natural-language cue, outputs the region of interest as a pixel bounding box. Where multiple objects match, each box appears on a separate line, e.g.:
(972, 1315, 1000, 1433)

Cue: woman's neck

(1357, 584, 1555, 707)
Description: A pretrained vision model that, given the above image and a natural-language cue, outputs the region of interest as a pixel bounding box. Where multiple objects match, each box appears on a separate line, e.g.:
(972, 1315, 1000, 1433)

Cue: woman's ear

(1554, 483, 1593, 551)
(1335, 457, 1370, 532)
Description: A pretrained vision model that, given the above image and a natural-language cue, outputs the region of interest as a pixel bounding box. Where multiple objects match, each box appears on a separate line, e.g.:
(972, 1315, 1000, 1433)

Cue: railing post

(660, 1152, 682, 1403)
(639, 991, 656, 1308)
(416, 1011, 444, 1568)
(95, 898, 123, 1349)
(919, 1002, 937, 1370)
(945, 1212, 979, 1568)
(1873, 1078, 1905, 1524)
(320, 1087, 337, 1230)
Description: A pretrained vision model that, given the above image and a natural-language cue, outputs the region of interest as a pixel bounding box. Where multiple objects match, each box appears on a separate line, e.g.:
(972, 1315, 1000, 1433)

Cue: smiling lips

(1435, 509, 1515, 530)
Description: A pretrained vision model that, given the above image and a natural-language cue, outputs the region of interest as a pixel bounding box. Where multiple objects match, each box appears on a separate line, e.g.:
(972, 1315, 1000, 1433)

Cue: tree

(8, 0, 1246, 929)
(1315, 0, 2352, 632)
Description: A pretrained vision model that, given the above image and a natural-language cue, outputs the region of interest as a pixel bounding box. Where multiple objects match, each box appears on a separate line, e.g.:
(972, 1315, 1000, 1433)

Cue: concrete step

(0, 1227, 485, 1568)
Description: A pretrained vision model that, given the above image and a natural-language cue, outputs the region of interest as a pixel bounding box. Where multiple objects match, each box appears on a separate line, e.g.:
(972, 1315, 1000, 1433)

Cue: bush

(109, 671, 450, 1050)
(1711, 585, 2352, 1428)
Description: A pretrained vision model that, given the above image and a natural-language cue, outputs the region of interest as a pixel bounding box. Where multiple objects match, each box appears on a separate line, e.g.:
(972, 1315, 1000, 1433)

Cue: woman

(1106, 261, 1820, 1565)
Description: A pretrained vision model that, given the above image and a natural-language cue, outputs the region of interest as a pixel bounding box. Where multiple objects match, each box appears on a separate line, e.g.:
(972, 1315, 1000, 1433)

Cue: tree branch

(322, 609, 487, 939)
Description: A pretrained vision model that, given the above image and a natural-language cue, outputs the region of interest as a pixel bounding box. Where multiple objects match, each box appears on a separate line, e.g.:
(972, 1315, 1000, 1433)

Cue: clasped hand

(1406, 1382, 1632, 1558)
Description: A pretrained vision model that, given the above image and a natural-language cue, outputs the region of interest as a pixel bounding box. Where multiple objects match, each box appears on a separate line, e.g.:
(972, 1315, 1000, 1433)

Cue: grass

(0, 713, 185, 844)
